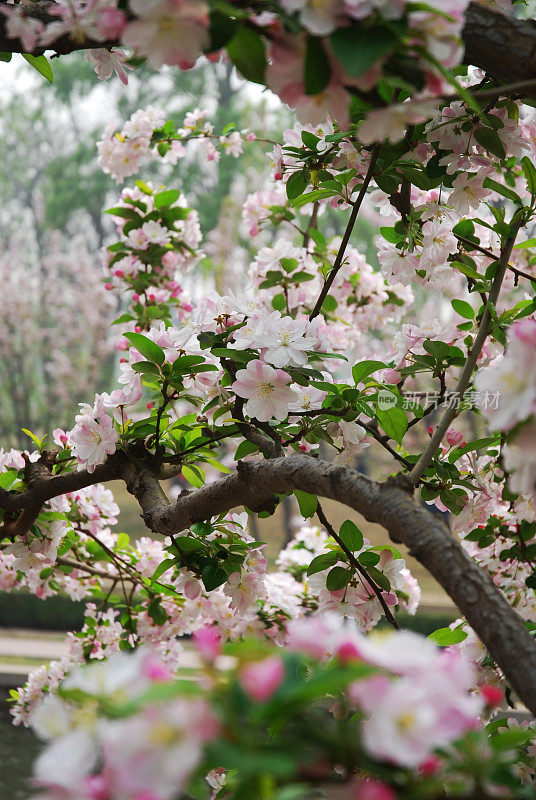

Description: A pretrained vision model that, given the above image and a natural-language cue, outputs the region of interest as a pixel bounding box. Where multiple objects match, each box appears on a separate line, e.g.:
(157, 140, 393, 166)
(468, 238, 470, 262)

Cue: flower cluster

(98, 105, 248, 183)
(25, 616, 534, 800)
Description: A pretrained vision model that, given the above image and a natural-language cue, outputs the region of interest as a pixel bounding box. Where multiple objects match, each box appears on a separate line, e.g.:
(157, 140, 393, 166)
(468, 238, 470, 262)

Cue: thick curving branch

(126, 453, 536, 716)
(2, 446, 536, 710)
(462, 4, 536, 91)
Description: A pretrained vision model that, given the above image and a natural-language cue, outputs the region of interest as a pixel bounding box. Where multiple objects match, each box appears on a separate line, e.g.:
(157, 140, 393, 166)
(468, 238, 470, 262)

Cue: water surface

(0, 691, 41, 799)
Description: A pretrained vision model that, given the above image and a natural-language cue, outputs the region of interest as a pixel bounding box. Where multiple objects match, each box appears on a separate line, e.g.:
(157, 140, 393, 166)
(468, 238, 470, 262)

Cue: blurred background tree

(0, 54, 291, 446)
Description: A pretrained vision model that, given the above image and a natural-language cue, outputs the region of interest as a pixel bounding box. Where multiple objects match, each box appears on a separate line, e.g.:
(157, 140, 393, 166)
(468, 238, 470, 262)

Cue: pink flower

(358, 100, 437, 145)
(84, 48, 133, 85)
(232, 359, 297, 422)
(194, 626, 222, 661)
(448, 172, 492, 216)
(240, 657, 285, 701)
(0, 5, 44, 51)
(122, 0, 210, 70)
(446, 429, 464, 446)
(97, 7, 127, 39)
(68, 405, 119, 473)
(352, 778, 397, 800)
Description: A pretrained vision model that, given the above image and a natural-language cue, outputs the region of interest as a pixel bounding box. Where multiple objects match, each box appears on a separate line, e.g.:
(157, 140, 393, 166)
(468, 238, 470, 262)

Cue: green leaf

(304, 36, 331, 95)
(294, 490, 318, 519)
(521, 155, 536, 196)
(428, 627, 467, 646)
(286, 171, 309, 200)
(448, 435, 501, 463)
(474, 127, 506, 160)
(147, 597, 168, 626)
(338, 520, 364, 552)
(483, 177, 523, 205)
(423, 340, 451, 360)
(326, 566, 351, 591)
(235, 440, 259, 460)
(352, 360, 387, 385)
(330, 24, 398, 77)
(271, 293, 286, 312)
(514, 237, 536, 249)
(151, 558, 176, 585)
(490, 727, 535, 751)
(291, 188, 337, 208)
(376, 406, 407, 444)
(181, 465, 204, 488)
(22, 54, 53, 83)
(201, 564, 227, 592)
(226, 25, 266, 84)
(307, 551, 340, 575)
(451, 299, 475, 319)
(0, 470, 19, 490)
(154, 189, 181, 209)
(135, 180, 153, 195)
(124, 332, 165, 366)
(208, 10, 238, 51)
(301, 131, 320, 150)
(0, 53, 12, 62)
(358, 550, 380, 567)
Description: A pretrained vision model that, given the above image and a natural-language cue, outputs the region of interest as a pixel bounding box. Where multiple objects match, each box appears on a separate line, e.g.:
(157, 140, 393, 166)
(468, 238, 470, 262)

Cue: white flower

(448, 172, 492, 216)
(257, 312, 317, 368)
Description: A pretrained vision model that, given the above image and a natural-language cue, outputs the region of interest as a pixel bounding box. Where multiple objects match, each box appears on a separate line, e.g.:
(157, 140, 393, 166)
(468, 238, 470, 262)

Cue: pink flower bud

(84, 774, 109, 800)
(146, 401, 154, 410)
(184, 577, 202, 600)
(105, 282, 113, 290)
(135, 325, 142, 333)
(97, 7, 127, 38)
(246, 132, 256, 141)
(336, 640, 363, 664)
(512, 318, 536, 347)
(240, 656, 285, 702)
(419, 754, 442, 776)
(383, 369, 402, 384)
(480, 684, 504, 707)
(446, 429, 464, 446)
(274, 172, 283, 181)
(352, 778, 396, 800)
(132, 292, 140, 303)
(194, 626, 222, 661)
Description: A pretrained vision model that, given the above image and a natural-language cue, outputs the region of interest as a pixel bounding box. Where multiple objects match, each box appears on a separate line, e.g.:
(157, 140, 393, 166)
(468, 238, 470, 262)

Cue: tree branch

(124, 452, 536, 715)
(310, 144, 380, 320)
(408, 225, 520, 485)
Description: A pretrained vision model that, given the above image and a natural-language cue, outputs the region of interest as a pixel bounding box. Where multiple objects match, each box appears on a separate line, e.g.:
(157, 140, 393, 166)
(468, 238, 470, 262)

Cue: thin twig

(316, 501, 399, 630)
(310, 144, 381, 320)
(455, 233, 536, 285)
(409, 225, 521, 484)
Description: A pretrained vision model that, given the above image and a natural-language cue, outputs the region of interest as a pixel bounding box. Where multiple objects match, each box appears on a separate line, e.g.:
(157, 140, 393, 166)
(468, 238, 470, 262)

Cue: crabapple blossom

(122, 0, 210, 69)
(239, 656, 285, 701)
(232, 359, 298, 422)
(475, 319, 536, 431)
(68, 401, 119, 472)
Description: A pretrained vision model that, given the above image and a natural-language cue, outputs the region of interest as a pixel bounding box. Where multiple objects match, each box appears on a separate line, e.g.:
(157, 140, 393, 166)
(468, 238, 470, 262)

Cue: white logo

(378, 389, 397, 410)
